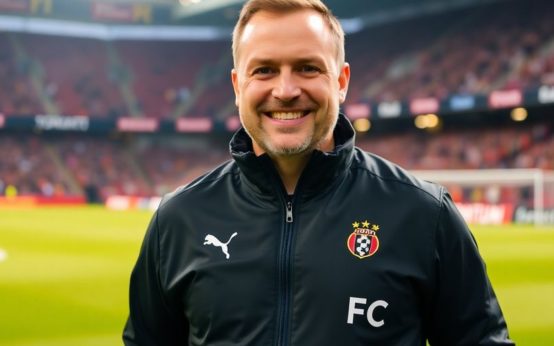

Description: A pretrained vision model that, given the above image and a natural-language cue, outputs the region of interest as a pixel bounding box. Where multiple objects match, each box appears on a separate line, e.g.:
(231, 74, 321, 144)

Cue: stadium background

(0, 0, 553, 344)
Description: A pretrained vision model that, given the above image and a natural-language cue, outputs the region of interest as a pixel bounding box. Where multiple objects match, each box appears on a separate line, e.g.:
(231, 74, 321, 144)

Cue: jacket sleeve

(427, 191, 514, 346)
(123, 211, 189, 345)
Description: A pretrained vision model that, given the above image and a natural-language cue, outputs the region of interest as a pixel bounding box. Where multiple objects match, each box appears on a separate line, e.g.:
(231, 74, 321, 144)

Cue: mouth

(263, 111, 311, 120)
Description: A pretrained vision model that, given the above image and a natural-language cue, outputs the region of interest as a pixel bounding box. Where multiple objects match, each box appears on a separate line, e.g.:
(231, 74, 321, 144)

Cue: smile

(266, 111, 310, 120)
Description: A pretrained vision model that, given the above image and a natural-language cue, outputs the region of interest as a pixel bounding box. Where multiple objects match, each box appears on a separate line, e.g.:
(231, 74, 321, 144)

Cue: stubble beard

(244, 122, 314, 157)
(266, 133, 314, 156)
(256, 116, 336, 157)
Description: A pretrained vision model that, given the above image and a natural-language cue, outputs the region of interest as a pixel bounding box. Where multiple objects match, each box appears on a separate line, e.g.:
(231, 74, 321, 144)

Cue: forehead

(241, 9, 327, 43)
(237, 9, 334, 65)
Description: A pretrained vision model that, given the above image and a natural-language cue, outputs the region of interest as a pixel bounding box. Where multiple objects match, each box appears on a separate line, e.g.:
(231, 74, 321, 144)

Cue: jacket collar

(229, 113, 355, 198)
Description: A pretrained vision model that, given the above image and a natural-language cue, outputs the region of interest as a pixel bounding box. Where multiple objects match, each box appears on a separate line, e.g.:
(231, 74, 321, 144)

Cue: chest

(165, 194, 436, 344)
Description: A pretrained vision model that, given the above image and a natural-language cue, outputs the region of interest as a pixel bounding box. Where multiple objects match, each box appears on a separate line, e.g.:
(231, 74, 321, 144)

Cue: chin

(267, 141, 313, 156)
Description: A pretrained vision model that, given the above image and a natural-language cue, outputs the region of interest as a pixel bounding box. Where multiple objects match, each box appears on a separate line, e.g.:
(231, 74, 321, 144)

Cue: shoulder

(351, 147, 444, 204)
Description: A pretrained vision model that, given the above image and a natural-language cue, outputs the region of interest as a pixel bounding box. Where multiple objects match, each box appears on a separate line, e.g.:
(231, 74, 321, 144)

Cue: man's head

(231, 0, 350, 158)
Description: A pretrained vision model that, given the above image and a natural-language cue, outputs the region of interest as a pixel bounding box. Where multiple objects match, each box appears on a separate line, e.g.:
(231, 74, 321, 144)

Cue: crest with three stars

(346, 220, 380, 259)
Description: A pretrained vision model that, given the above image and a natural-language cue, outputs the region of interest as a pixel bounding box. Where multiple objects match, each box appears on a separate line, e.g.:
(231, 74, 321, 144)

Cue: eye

(299, 65, 321, 74)
(252, 67, 275, 75)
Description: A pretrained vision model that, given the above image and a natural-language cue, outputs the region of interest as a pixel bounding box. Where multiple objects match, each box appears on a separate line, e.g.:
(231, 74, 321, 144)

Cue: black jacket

(124, 114, 513, 345)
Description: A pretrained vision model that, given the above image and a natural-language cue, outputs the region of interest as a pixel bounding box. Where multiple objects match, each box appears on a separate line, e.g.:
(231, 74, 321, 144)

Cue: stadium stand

(0, 134, 70, 196)
(0, 0, 553, 218)
(357, 122, 553, 170)
(344, 0, 554, 106)
(1, 121, 552, 203)
(114, 40, 229, 118)
(0, 34, 42, 115)
(0, 1, 552, 119)
(19, 34, 132, 118)
(0, 133, 228, 199)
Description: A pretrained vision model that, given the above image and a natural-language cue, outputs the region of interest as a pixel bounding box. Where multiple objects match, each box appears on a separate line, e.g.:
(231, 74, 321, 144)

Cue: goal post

(411, 169, 554, 226)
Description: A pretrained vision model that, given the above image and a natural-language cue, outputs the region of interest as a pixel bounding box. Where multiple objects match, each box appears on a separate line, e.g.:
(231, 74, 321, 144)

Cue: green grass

(0, 207, 553, 345)
(471, 224, 554, 345)
(0, 206, 152, 346)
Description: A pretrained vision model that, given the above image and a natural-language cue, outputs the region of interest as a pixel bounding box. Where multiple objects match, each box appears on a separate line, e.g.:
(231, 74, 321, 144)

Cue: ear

(338, 62, 350, 104)
(231, 68, 240, 107)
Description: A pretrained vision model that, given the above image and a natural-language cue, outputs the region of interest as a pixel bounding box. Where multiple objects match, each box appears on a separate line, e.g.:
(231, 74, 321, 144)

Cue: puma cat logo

(203, 232, 238, 259)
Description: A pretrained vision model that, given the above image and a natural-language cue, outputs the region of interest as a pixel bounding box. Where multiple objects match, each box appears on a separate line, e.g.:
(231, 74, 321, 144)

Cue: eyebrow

(295, 57, 326, 66)
(246, 58, 276, 67)
(246, 56, 326, 69)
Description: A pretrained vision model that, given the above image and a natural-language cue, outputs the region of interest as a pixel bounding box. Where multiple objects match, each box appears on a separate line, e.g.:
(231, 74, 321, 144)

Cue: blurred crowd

(0, 121, 552, 205)
(345, 0, 554, 104)
(358, 122, 553, 170)
(0, 1, 552, 118)
(359, 121, 554, 207)
(0, 134, 228, 200)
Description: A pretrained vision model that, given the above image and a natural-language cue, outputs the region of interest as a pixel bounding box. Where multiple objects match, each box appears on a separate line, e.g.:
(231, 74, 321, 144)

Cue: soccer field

(0, 206, 553, 345)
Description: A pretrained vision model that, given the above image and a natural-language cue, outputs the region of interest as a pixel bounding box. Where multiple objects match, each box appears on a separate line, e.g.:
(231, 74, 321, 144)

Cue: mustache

(257, 99, 317, 113)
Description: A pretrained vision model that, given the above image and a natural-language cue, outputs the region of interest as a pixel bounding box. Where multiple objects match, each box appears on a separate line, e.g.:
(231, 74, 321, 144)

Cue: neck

(253, 136, 335, 195)
(270, 153, 311, 195)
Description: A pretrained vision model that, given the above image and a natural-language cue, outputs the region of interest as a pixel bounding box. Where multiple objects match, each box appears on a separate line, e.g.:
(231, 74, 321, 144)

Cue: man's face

(232, 9, 350, 157)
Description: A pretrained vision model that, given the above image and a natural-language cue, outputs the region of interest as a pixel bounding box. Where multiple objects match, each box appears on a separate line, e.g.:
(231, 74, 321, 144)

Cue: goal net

(411, 169, 554, 226)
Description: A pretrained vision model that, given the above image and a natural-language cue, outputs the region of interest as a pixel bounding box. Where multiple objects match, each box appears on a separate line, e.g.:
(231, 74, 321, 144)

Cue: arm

(123, 211, 189, 345)
(427, 191, 514, 346)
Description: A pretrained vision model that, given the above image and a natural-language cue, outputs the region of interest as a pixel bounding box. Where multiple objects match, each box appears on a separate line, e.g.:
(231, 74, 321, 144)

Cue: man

(123, 0, 514, 345)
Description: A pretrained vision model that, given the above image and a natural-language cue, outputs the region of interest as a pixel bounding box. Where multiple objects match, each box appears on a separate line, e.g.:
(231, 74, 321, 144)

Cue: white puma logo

(203, 232, 238, 259)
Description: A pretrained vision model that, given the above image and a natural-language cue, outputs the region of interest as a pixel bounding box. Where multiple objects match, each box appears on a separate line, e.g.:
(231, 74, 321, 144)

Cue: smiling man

(231, 5, 350, 193)
(123, 1, 514, 345)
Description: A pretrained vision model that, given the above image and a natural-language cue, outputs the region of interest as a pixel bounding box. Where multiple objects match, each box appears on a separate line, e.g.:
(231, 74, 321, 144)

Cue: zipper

(275, 196, 295, 346)
(285, 201, 293, 223)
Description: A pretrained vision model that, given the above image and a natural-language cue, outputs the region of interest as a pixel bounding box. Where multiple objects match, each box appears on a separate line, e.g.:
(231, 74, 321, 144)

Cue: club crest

(347, 220, 380, 259)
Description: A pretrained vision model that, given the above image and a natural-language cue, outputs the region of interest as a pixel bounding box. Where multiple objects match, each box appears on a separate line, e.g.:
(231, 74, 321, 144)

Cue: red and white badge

(347, 220, 380, 259)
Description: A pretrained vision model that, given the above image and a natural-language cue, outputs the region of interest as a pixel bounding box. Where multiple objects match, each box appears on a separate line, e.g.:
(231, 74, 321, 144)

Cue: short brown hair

(232, 0, 345, 69)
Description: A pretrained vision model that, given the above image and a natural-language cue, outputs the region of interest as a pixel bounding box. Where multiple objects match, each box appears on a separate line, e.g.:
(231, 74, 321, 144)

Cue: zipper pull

(286, 201, 293, 223)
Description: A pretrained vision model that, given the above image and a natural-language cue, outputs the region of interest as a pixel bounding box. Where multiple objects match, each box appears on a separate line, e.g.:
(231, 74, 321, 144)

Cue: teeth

(270, 111, 304, 120)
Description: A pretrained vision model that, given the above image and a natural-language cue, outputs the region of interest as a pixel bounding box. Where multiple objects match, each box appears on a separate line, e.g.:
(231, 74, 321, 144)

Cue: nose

(271, 70, 301, 102)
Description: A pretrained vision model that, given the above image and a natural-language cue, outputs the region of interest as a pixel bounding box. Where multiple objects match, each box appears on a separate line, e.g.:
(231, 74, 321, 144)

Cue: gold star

(361, 220, 370, 228)
(352, 221, 360, 228)
(371, 224, 380, 231)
